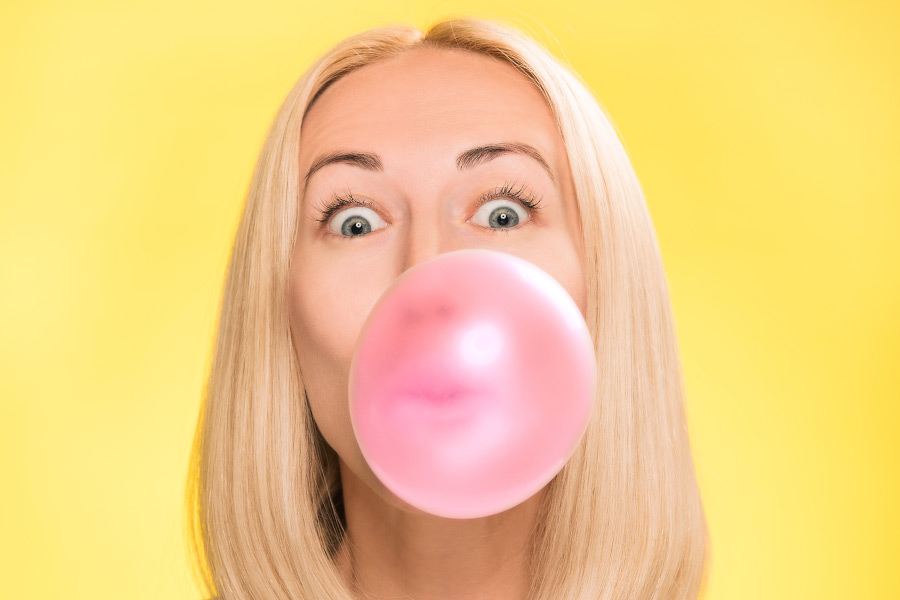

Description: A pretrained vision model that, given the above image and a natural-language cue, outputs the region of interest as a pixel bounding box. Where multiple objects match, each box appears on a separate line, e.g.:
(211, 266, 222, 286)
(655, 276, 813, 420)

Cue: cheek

(286, 261, 352, 438)
(555, 224, 588, 321)
(524, 237, 588, 323)
(288, 258, 367, 368)
(287, 257, 411, 507)
(286, 249, 388, 457)
(570, 254, 588, 321)
(560, 262, 588, 324)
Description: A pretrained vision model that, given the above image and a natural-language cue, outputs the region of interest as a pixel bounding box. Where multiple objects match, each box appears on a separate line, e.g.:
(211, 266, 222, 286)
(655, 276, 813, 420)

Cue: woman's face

(288, 46, 586, 512)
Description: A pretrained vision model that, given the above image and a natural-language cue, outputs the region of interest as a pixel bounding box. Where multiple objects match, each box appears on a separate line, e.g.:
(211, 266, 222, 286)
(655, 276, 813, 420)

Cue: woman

(186, 16, 710, 600)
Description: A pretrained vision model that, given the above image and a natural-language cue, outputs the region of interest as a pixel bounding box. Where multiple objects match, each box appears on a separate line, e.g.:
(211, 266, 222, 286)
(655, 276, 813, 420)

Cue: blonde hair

(185, 16, 710, 599)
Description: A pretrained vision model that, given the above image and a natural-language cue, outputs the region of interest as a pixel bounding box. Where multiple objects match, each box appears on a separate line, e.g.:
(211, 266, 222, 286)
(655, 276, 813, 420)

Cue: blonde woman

(186, 16, 710, 600)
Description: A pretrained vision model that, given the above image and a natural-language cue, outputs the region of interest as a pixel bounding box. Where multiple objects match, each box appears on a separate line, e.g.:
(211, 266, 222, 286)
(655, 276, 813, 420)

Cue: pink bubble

(349, 249, 596, 519)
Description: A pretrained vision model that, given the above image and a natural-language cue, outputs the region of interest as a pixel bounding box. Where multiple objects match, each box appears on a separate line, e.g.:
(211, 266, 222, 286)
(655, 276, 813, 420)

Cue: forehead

(299, 47, 562, 166)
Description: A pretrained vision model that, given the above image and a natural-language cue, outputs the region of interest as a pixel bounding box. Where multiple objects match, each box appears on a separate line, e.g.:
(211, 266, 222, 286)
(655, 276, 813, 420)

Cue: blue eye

(323, 205, 388, 238)
(313, 182, 543, 240)
(470, 199, 528, 231)
(470, 183, 544, 234)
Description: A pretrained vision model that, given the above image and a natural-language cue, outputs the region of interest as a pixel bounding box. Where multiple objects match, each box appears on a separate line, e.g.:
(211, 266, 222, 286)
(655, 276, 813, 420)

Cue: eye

(469, 198, 531, 231)
(327, 206, 388, 238)
(313, 183, 543, 240)
(468, 181, 543, 233)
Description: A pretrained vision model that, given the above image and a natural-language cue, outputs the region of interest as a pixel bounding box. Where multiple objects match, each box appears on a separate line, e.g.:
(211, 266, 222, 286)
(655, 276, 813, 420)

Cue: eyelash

(313, 181, 544, 237)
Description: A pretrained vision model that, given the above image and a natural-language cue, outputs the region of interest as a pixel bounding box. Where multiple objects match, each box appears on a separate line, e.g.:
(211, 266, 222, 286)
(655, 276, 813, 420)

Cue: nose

(397, 217, 460, 327)
(400, 213, 450, 275)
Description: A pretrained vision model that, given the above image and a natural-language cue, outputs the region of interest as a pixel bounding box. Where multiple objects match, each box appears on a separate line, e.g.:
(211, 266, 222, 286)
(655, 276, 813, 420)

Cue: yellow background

(1, 1, 897, 598)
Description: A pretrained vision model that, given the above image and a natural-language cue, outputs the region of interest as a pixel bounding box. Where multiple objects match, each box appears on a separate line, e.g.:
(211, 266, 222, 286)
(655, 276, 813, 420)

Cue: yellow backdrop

(1, 1, 897, 598)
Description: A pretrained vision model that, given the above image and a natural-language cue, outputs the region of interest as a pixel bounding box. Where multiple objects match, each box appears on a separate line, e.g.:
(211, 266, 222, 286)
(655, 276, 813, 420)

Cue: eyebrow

(302, 142, 556, 190)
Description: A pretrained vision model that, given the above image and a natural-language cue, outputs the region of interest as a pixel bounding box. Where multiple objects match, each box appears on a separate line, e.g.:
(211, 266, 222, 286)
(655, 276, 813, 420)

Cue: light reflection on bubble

(458, 321, 504, 367)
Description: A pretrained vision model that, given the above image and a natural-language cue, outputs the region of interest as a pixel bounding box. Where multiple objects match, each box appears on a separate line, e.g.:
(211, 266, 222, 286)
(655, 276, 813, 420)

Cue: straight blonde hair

(185, 16, 710, 599)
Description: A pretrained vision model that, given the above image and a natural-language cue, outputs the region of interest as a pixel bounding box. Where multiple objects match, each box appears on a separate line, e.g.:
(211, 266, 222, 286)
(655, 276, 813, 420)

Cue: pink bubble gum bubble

(348, 248, 596, 519)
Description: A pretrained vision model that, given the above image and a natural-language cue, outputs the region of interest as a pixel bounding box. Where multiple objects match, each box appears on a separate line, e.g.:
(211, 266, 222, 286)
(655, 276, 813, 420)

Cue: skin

(287, 46, 587, 599)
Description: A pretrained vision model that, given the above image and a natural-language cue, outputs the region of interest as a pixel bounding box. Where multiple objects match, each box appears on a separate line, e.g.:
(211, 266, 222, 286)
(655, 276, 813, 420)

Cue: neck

(334, 458, 546, 600)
